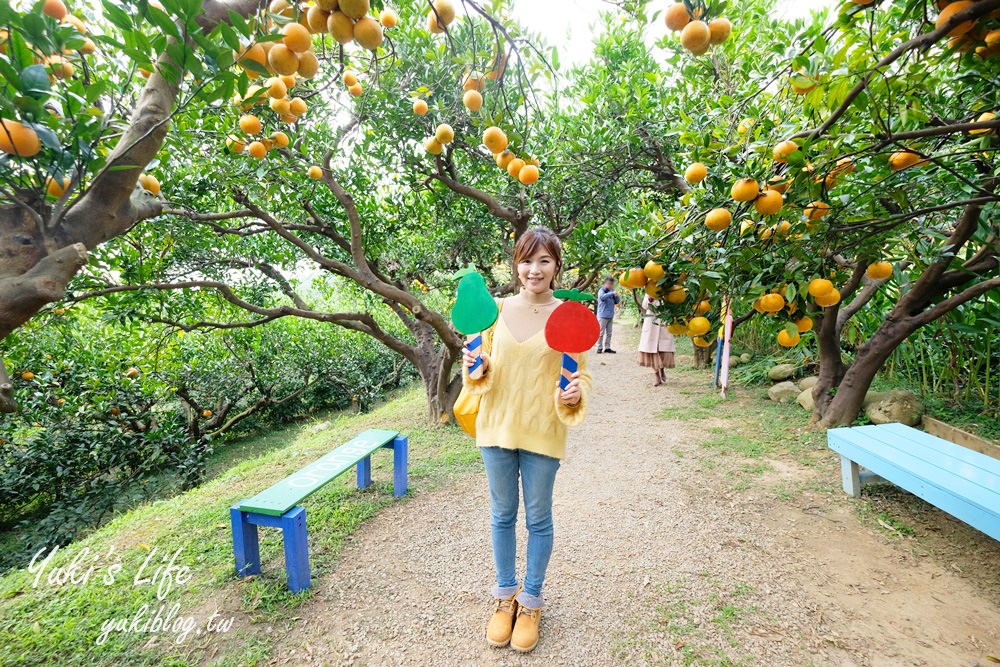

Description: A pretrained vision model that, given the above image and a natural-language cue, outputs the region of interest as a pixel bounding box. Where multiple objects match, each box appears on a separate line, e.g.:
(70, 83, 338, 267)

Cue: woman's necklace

(528, 298, 559, 314)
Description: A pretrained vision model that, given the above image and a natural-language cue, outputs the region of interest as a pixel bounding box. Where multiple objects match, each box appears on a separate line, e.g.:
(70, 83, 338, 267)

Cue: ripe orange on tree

(664, 3, 690, 31)
(138, 173, 160, 196)
(889, 149, 927, 171)
(708, 18, 732, 44)
(804, 201, 830, 220)
(794, 316, 813, 333)
(518, 164, 539, 185)
(239, 114, 262, 135)
(413, 98, 428, 115)
(754, 189, 784, 216)
(463, 90, 483, 112)
(483, 126, 507, 153)
(307, 165, 323, 179)
(665, 285, 687, 304)
(45, 176, 71, 199)
(813, 288, 841, 307)
(808, 278, 834, 298)
(644, 260, 665, 282)
(620, 268, 647, 289)
(506, 157, 525, 178)
(680, 21, 711, 55)
(731, 177, 759, 202)
(380, 8, 398, 28)
(685, 162, 707, 183)
(772, 140, 798, 163)
(247, 141, 267, 158)
(935, 1, 976, 36)
(705, 208, 732, 231)
(0, 118, 41, 157)
(777, 329, 800, 347)
(43, 0, 68, 21)
(866, 261, 893, 280)
(687, 316, 711, 337)
(425, 137, 443, 155)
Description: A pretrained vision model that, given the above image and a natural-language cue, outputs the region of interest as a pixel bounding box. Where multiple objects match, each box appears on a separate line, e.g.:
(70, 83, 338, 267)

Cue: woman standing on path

(461, 227, 592, 654)
(637, 292, 675, 386)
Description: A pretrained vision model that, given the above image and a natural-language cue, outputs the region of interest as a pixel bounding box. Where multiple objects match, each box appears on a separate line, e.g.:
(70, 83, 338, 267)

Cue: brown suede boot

(510, 605, 541, 653)
(485, 588, 520, 647)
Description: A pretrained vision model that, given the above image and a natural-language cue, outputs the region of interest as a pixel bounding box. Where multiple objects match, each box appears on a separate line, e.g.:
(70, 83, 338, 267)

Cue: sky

(510, 0, 840, 70)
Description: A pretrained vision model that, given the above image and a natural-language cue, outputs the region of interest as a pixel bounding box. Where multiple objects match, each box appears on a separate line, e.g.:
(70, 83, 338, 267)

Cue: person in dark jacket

(596, 276, 620, 353)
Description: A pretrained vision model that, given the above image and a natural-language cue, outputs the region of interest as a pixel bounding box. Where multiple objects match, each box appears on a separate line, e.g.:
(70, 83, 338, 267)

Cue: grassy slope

(0, 388, 479, 667)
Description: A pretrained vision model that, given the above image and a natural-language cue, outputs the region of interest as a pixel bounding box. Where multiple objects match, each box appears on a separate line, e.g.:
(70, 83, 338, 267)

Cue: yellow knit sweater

(462, 313, 591, 460)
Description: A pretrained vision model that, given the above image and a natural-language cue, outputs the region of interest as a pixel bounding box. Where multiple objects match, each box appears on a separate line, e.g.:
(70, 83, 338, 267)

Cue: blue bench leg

(357, 454, 372, 490)
(281, 506, 310, 593)
(840, 455, 861, 498)
(230, 505, 261, 577)
(393, 434, 408, 498)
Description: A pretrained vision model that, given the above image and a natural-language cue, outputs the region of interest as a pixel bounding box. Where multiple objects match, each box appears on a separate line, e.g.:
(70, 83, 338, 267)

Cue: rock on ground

(864, 389, 924, 426)
(797, 388, 815, 411)
(768, 381, 800, 403)
(768, 364, 796, 382)
(798, 376, 818, 391)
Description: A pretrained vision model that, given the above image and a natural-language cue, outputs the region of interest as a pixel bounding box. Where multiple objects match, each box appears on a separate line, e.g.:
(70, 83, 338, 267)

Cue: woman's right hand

(462, 348, 490, 374)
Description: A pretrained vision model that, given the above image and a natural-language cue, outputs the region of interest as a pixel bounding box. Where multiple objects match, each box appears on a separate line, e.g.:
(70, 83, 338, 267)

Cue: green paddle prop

(451, 265, 499, 380)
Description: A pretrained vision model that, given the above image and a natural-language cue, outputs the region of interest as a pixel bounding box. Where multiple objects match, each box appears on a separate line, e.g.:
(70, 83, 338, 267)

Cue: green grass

(0, 388, 479, 667)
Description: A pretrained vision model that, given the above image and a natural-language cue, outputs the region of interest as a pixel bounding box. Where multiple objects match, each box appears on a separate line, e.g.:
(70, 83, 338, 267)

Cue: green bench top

(239, 429, 399, 516)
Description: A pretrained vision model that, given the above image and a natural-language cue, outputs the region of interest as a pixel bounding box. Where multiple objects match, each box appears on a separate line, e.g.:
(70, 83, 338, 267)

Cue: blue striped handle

(559, 353, 578, 391)
(467, 334, 484, 377)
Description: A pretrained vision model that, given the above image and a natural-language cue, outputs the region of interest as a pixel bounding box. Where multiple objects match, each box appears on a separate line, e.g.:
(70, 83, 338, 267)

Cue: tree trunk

(692, 343, 714, 369)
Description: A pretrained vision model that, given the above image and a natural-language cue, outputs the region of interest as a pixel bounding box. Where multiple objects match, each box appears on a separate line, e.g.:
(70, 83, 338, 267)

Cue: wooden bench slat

(864, 423, 1000, 477)
(828, 428, 1000, 516)
(851, 425, 1000, 493)
(239, 429, 399, 516)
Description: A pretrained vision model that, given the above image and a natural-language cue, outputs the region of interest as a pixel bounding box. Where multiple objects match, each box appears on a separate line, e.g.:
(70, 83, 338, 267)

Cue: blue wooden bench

(230, 429, 408, 592)
(828, 423, 1000, 541)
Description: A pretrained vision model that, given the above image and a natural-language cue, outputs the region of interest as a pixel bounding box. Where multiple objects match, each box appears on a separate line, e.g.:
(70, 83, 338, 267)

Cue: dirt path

(249, 324, 1000, 666)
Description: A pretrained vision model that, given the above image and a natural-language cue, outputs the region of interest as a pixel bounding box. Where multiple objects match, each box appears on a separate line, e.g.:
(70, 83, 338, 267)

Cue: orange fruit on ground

(349, 83, 363, 97)
(814, 288, 841, 307)
(239, 114, 262, 135)
(808, 278, 834, 298)
(482, 126, 507, 153)
(463, 89, 483, 111)
(425, 137, 443, 155)
(43, 0, 68, 21)
(138, 173, 160, 196)
(777, 329, 800, 347)
(432, 0, 456, 25)
(695, 299, 711, 315)
(495, 150, 514, 169)
(866, 261, 893, 280)
(644, 260, 666, 282)
(506, 157, 526, 178)
(708, 17, 732, 44)
(435, 123, 455, 144)
(380, 8, 398, 28)
(795, 316, 813, 333)
(270, 131, 290, 148)
(0, 118, 41, 157)
(772, 139, 798, 163)
(804, 201, 830, 220)
(664, 3, 690, 31)
(307, 165, 323, 179)
(289, 97, 307, 115)
(687, 316, 710, 337)
(297, 51, 319, 78)
(412, 98, 428, 115)
(518, 164, 539, 185)
(754, 189, 784, 216)
(247, 141, 267, 158)
(680, 21, 711, 54)
(282, 22, 313, 53)
(267, 44, 299, 76)
(970, 112, 996, 135)
(705, 208, 732, 231)
(731, 177, 759, 202)
(226, 136, 246, 153)
(935, 1, 975, 36)
(267, 77, 287, 98)
(328, 11, 355, 43)
(685, 162, 707, 183)
(21, 370, 35, 381)
(889, 149, 927, 171)
(354, 17, 384, 50)
(665, 285, 687, 304)
(45, 175, 71, 198)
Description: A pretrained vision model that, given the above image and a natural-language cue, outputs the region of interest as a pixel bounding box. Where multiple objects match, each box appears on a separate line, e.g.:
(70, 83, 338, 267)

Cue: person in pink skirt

(637, 293, 675, 386)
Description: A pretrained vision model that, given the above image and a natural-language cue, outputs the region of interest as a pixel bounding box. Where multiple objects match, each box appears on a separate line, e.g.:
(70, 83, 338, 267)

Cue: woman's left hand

(559, 371, 582, 407)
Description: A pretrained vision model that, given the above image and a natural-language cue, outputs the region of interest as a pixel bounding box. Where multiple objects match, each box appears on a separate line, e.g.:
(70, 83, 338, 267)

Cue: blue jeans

(480, 446, 560, 600)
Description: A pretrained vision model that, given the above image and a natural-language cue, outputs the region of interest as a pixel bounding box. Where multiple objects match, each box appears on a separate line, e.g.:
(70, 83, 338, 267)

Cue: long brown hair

(513, 227, 563, 289)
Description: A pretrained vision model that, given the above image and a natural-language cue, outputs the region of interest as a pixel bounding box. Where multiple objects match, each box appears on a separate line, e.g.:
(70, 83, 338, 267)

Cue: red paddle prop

(545, 289, 599, 391)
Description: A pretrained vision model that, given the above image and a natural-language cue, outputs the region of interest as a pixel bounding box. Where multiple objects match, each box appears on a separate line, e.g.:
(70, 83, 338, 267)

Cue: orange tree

(0, 0, 595, 418)
(602, 0, 999, 426)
